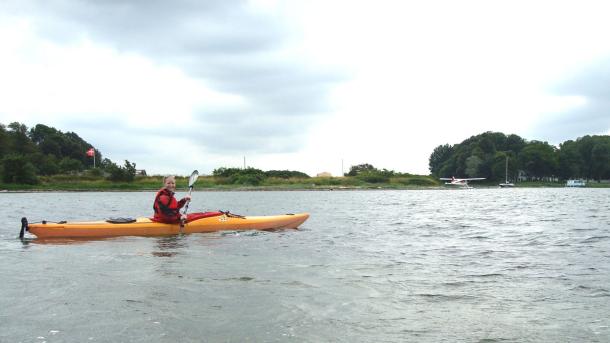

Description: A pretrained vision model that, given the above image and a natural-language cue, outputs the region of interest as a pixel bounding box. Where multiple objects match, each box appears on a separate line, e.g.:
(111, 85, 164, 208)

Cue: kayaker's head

(163, 175, 177, 193)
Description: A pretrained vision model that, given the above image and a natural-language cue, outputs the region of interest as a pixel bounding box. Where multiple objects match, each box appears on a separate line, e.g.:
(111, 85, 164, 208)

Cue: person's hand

(183, 195, 192, 202)
(180, 213, 187, 222)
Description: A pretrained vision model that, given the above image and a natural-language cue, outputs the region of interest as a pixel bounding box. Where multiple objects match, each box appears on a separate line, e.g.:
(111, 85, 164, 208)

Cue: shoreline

(2, 184, 608, 193)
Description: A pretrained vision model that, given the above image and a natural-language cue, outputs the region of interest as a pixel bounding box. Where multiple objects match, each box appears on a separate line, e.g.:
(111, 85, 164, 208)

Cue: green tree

(346, 163, 377, 176)
(59, 157, 84, 173)
(591, 141, 610, 181)
(357, 171, 390, 183)
(431, 132, 528, 179)
(30, 124, 100, 165)
(429, 144, 454, 176)
(477, 135, 496, 155)
(518, 141, 558, 178)
(100, 158, 114, 170)
(0, 124, 8, 158)
(28, 153, 60, 176)
(107, 160, 137, 182)
(30, 124, 60, 145)
(576, 135, 595, 179)
(265, 170, 310, 178)
(490, 152, 517, 182)
(465, 155, 483, 177)
(1, 154, 38, 184)
(505, 134, 526, 153)
(123, 160, 137, 182)
(557, 140, 583, 179)
(429, 131, 609, 182)
(7, 122, 36, 155)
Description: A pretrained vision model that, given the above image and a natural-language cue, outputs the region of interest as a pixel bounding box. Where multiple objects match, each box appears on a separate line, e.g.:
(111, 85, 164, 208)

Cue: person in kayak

(152, 175, 191, 223)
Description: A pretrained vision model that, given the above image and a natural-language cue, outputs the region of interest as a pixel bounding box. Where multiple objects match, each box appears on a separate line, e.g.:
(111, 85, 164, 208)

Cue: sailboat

(499, 155, 515, 187)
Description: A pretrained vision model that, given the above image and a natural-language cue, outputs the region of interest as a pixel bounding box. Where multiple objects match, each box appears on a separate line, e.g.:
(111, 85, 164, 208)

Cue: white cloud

(1, 1, 610, 176)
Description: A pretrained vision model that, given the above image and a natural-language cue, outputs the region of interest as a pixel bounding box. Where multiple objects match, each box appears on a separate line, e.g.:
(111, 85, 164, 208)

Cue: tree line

(429, 132, 610, 182)
(3, 122, 608, 186)
(212, 167, 310, 185)
(213, 165, 436, 186)
(0, 122, 137, 184)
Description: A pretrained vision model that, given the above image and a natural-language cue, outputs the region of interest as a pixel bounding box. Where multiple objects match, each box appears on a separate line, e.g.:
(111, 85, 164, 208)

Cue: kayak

(22, 212, 309, 238)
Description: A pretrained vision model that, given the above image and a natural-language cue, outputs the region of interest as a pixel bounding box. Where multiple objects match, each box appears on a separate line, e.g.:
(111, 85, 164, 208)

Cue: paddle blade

(188, 170, 199, 188)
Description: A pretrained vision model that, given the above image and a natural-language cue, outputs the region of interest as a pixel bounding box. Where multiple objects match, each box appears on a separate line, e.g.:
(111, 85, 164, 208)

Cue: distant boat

(440, 176, 485, 188)
(499, 155, 515, 188)
(566, 179, 586, 187)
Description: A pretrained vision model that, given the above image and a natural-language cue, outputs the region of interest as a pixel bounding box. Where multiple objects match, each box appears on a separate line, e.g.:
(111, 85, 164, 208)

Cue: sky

(1, 0, 609, 177)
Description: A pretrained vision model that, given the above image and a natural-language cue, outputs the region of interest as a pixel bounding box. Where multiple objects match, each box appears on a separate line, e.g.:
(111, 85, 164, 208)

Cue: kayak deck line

(20, 212, 309, 239)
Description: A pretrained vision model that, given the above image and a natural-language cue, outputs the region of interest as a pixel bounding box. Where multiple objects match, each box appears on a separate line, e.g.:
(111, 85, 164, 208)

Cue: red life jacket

(152, 188, 186, 223)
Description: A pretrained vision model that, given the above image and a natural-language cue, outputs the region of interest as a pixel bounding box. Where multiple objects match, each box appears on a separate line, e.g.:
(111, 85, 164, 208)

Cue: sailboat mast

(505, 155, 509, 183)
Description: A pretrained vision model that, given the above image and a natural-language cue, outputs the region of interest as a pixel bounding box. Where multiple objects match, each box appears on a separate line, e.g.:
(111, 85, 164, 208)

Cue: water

(1, 189, 609, 342)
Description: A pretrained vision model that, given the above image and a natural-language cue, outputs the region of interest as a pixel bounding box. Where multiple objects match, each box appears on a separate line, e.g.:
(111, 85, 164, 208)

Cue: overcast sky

(1, 0, 609, 176)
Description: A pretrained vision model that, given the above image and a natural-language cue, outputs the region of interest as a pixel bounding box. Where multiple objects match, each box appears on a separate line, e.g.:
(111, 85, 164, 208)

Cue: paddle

(180, 170, 199, 232)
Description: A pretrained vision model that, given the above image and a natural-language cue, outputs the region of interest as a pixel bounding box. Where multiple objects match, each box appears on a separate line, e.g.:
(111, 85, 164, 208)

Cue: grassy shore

(0, 174, 438, 191)
(1, 174, 608, 191)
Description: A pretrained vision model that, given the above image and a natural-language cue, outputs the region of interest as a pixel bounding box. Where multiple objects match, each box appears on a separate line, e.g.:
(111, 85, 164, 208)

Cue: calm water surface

(1, 189, 609, 342)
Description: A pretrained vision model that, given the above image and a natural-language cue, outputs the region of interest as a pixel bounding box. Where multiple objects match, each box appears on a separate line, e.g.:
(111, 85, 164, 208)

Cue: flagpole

(88, 148, 96, 169)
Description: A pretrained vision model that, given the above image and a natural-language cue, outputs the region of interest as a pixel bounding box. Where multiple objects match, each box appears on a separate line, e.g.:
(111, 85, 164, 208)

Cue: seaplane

(440, 176, 486, 188)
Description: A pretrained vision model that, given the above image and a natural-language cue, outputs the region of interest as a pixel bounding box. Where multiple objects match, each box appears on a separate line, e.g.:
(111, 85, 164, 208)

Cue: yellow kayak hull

(27, 213, 309, 238)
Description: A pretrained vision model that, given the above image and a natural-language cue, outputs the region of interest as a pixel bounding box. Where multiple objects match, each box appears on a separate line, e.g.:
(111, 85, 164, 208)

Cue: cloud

(4, 1, 608, 176)
(531, 57, 610, 143)
(0, 0, 344, 162)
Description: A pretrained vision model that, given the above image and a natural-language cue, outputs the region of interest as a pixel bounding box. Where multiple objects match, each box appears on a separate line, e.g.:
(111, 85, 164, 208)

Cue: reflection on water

(151, 251, 177, 258)
(152, 235, 187, 258)
(22, 237, 118, 246)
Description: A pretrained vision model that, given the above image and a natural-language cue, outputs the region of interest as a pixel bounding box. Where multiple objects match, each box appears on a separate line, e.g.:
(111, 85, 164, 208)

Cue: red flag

(86, 148, 95, 157)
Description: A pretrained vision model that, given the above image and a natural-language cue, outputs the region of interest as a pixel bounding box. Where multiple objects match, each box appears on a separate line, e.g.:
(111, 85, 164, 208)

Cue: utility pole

(243, 156, 246, 169)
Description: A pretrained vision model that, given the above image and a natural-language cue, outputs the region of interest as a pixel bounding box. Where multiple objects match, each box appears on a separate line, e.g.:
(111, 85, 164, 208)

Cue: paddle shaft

(183, 186, 193, 216)
(179, 170, 199, 232)
(179, 187, 193, 233)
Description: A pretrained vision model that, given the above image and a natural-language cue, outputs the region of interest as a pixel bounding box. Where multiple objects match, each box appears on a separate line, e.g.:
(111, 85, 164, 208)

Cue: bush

(59, 157, 84, 173)
(230, 174, 265, 186)
(106, 160, 136, 182)
(27, 153, 60, 176)
(392, 177, 437, 186)
(265, 170, 310, 178)
(87, 168, 104, 177)
(213, 167, 263, 177)
(212, 176, 231, 185)
(346, 163, 377, 176)
(212, 167, 267, 185)
(313, 177, 342, 185)
(356, 172, 389, 183)
(2, 154, 39, 184)
(39, 158, 60, 175)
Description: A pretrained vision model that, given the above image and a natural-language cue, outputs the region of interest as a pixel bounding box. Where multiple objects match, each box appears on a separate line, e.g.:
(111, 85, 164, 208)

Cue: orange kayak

(23, 212, 309, 238)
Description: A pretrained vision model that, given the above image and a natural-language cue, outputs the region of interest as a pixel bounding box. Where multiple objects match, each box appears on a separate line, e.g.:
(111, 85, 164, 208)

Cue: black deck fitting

(19, 217, 28, 239)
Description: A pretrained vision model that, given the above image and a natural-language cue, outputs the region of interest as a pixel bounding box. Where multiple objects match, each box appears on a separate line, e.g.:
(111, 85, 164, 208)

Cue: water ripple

(1, 189, 609, 342)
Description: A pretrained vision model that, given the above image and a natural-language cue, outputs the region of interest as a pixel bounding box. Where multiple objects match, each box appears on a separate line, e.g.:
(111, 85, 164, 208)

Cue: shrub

(356, 172, 389, 183)
(58, 157, 84, 173)
(106, 160, 136, 182)
(265, 170, 310, 178)
(88, 168, 104, 177)
(391, 176, 437, 186)
(230, 174, 264, 186)
(2, 154, 39, 184)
